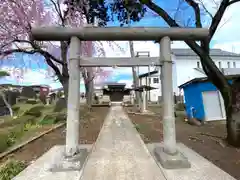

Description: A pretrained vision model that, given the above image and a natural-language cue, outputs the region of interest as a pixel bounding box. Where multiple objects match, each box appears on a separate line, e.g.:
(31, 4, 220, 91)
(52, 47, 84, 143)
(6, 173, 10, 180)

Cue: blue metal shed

(179, 75, 239, 121)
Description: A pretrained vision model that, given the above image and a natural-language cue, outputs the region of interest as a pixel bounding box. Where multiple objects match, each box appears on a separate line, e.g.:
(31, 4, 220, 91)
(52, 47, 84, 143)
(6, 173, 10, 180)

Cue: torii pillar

(65, 36, 81, 157)
(154, 36, 190, 169)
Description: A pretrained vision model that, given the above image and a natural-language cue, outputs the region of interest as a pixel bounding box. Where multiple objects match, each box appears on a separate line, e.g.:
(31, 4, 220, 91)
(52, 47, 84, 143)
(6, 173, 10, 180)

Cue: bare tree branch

(217, 15, 232, 31)
(140, 0, 227, 84)
(49, 0, 65, 26)
(86, 73, 96, 84)
(13, 39, 65, 65)
(140, 0, 180, 27)
(209, 0, 230, 40)
(173, 0, 184, 22)
(45, 56, 62, 78)
(0, 48, 38, 57)
(185, 0, 202, 27)
(211, 0, 219, 6)
(198, 0, 214, 18)
(1, 40, 63, 82)
(228, 0, 240, 6)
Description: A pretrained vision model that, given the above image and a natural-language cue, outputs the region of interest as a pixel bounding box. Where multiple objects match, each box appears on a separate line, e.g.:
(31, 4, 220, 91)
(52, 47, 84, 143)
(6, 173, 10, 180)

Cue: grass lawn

(0, 103, 66, 154)
(0, 105, 109, 164)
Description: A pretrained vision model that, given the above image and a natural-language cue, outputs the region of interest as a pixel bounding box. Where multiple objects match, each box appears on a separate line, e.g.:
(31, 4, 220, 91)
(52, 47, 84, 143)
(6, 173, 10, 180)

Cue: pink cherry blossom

(0, 0, 113, 86)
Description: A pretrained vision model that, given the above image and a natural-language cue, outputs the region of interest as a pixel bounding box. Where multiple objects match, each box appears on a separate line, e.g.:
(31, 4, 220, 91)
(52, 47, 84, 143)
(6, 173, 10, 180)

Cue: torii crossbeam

(31, 27, 208, 41)
(80, 57, 161, 67)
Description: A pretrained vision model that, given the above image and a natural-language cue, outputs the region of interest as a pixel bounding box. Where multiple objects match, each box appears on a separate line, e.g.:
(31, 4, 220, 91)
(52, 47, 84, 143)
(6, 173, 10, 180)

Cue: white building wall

(139, 74, 160, 102)
(223, 68, 240, 75)
(175, 55, 240, 93)
(174, 57, 206, 88)
(139, 54, 240, 102)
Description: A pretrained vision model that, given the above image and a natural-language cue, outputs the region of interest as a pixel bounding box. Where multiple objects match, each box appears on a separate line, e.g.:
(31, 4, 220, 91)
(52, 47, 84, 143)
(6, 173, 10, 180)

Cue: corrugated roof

(172, 48, 240, 57)
(178, 74, 240, 89)
(133, 85, 157, 91)
(104, 83, 126, 87)
(138, 70, 158, 78)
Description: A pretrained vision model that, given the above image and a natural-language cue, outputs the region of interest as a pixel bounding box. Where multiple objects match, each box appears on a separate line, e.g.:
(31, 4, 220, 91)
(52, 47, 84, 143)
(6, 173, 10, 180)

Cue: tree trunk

(129, 40, 140, 107)
(0, 91, 13, 117)
(226, 79, 240, 147)
(62, 78, 69, 101)
(198, 41, 240, 147)
(127, 10, 140, 108)
(57, 75, 69, 110)
(83, 71, 94, 110)
(87, 79, 94, 109)
(132, 66, 140, 106)
(140, 0, 240, 147)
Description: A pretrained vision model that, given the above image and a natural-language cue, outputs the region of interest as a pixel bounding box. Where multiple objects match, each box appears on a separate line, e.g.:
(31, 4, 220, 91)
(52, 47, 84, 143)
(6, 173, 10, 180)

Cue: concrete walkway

(80, 105, 166, 180)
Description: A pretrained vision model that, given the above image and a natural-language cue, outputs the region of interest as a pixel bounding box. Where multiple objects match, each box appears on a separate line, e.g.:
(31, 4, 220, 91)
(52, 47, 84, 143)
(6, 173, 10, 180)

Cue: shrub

(39, 95, 47, 104)
(16, 97, 28, 103)
(23, 105, 44, 117)
(20, 87, 36, 99)
(0, 133, 10, 153)
(0, 126, 24, 153)
(0, 159, 26, 180)
(23, 123, 41, 131)
(0, 115, 34, 128)
(39, 112, 66, 125)
(12, 105, 20, 113)
(54, 98, 66, 112)
(26, 99, 38, 105)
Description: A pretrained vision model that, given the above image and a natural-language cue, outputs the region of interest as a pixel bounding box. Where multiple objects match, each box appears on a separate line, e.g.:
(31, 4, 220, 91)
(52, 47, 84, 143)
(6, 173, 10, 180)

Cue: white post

(142, 88, 146, 112)
(66, 36, 81, 157)
(160, 68, 163, 104)
(161, 36, 177, 155)
(148, 65, 151, 102)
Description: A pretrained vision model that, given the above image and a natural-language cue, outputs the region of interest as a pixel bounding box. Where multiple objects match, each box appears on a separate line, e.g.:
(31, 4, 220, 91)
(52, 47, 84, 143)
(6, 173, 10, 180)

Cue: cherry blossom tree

(0, 70, 13, 117)
(0, 0, 113, 104)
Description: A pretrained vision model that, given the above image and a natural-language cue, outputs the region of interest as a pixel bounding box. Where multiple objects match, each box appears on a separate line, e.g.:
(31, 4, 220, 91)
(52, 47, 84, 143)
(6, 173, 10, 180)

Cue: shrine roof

(133, 85, 157, 91)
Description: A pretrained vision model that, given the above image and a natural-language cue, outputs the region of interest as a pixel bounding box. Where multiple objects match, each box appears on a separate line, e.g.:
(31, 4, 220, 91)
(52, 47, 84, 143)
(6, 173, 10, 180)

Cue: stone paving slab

(79, 106, 166, 180)
(147, 143, 236, 180)
(13, 145, 92, 180)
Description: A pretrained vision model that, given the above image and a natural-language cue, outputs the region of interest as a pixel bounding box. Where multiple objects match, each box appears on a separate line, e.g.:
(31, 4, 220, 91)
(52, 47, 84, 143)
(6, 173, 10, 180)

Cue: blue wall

(184, 82, 204, 120)
(183, 80, 232, 120)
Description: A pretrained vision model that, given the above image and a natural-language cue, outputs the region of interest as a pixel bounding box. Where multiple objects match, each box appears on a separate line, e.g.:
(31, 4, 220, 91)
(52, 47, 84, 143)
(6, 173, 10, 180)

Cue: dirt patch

(0, 107, 109, 165)
(127, 107, 240, 180)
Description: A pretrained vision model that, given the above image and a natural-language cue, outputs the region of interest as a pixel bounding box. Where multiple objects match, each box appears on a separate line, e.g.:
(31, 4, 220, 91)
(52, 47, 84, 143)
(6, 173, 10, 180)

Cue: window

(218, 62, 222, 68)
(153, 78, 159, 84)
(233, 62, 236, 68)
(197, 61, 200, 68)
(227, 62, 230, 68)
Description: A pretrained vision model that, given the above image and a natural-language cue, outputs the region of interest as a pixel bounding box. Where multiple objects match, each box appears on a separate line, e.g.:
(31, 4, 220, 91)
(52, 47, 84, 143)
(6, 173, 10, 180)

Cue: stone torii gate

(31, 27, 208, 169)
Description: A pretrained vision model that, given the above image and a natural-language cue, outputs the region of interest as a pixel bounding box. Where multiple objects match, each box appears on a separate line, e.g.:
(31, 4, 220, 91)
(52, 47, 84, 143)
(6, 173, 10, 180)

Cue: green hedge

(0, 132, 10, 153)
(11, 105, 20, 113)
(16, 97, 28, 103)
(23, 105, 44, 117)
(0, 115, 34, 129)
(0, 126, 24, 153)
(26, 99, 38, 105)
(39, 112, 66, 125)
